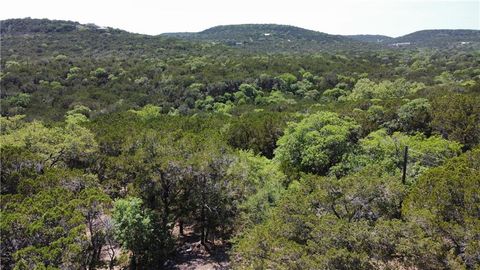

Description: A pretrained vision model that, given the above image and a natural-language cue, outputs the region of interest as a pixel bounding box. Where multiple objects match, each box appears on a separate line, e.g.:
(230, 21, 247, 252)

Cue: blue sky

(1, 0, 479, 37)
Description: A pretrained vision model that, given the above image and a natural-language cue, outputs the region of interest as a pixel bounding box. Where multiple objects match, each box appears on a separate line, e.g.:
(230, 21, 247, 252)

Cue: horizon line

(2, 16, 480, 38)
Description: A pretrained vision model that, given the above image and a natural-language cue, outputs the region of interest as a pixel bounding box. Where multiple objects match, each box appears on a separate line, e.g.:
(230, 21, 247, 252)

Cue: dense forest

(1, 18, 480, 270)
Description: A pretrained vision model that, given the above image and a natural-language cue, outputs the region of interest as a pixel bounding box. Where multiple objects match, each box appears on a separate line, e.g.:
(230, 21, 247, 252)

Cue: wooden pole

(402, 146, 408, 185)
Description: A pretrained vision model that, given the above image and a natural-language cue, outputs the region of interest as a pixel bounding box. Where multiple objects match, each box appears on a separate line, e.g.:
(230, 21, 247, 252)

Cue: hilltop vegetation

(164, 23, 480, 51)
(163, 24, 365, 52)
(347, 34, 394, 43)
(1, 18, 480, 270)
(394, 29, 480, 46)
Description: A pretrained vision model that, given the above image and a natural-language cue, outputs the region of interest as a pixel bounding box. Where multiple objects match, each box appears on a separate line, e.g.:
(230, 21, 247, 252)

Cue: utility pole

(402, 146, 408, 185)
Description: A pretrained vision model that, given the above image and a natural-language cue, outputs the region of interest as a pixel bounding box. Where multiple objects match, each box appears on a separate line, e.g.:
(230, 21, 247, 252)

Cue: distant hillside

(348, 30, 480, 48)
(2, 19, 479, 57)
(1, 18, 126, 35)
(164, 25, 480, 51)
(193, 24, 344, 42)
(163, 24, 371, 52)
(347, 34, 393, 43)
(0, 18, 214, 59)
(392, 29, 480, 47)
(1, 18, 479, 121)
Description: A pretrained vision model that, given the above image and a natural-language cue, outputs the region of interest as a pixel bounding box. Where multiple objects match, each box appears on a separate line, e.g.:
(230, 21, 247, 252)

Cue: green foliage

(6, 93, 31, 107)
(235, 150, 479, 269)
(332, 129, 462, 181)
(164, 24, 368, 53)
(90, 67, 109, 84)
(366, 104, 386, 125)
(0, 116, 98, 167)
(227, 111, 290, 158)
(396, 98, 432, 134)
(275, 111, 359, 175)
(227, 151, 286, 231)
(1, 186, 110, 269)
(3, 18, 477, 120)
(128, 104, 161, 121)
(322, 87, 349, 102)
(431, 94, 480, 149)
(234, 166, 406, 269)
(112, 197, 154, 265)
(403, 148, 480, 269)
(1, 18, 480, 269)
(345, 78, 425, 101)
(234, 83, 263, 104)
(0, 145, 42, 194)
(255, 90, 296, 106)
(277, 73, 297, 88)
(66, 105, 91, 117)
(5, 60, 21, 70)
(65, 113, 89, 125)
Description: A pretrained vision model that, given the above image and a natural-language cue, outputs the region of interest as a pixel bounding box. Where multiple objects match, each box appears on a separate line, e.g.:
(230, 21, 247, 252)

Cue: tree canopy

(1, 18, 480, 269)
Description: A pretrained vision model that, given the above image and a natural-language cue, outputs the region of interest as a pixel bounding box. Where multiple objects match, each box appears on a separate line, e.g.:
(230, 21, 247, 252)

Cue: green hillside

(347, 34, 394, 43)
(1, 18, 480, 270)
(393, 29, 480, 47)
(163, 24, 372, 52)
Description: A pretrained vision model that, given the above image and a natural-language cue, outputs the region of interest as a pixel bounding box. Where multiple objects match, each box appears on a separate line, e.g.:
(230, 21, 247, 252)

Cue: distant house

(390, 42, 411, 47)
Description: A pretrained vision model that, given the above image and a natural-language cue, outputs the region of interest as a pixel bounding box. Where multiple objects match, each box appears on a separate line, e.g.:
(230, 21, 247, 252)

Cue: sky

(1, 0, 479, 37)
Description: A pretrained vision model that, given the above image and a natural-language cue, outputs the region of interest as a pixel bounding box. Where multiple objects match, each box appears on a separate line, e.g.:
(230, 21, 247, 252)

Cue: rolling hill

(164, 24, 480, 50)
(392, 29, 480, 47)
(346, 34, 394, 43)
(0, 18, 214, 59)
(162, 24, 371, 52)
(2, 18, 479, 58)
